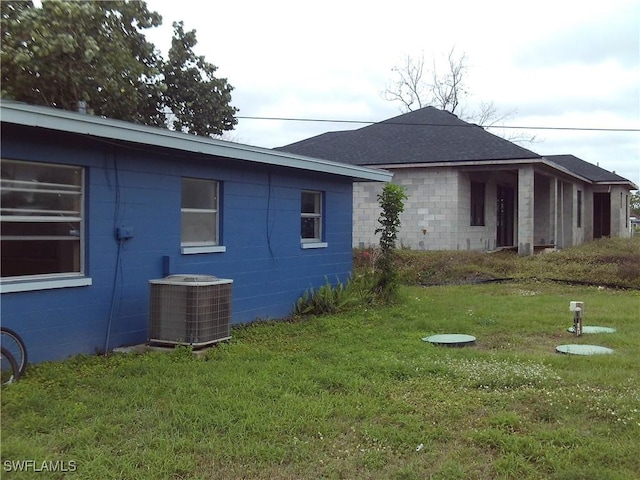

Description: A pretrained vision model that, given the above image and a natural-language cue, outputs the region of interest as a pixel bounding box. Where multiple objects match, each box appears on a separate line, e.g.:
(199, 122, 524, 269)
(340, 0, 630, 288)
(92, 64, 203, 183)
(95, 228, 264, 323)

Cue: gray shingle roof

(276, 106, 541, 165)
(545, 154, 634, 184)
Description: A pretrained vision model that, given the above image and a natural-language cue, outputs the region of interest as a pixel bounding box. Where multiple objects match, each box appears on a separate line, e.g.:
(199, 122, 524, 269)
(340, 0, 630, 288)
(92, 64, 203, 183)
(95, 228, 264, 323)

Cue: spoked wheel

(1, 347, 20, 385)
(1, 327, 27, 377)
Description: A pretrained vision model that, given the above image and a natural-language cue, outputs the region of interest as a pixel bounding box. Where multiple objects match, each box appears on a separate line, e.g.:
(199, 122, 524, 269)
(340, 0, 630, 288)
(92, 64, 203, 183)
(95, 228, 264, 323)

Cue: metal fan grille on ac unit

(148, 275, 232, 347)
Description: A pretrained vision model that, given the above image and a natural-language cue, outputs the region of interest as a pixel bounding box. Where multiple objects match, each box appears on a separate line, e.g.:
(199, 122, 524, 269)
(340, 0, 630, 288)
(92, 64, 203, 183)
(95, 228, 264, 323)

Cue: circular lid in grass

(422, 334, 476, 346)
(556, 344, 614, 355)
(567, 326, 617, 334)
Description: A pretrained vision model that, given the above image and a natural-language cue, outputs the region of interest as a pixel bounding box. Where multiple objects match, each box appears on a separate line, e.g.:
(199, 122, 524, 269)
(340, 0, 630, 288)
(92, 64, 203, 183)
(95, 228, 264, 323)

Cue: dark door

(497, 186, 514, 247)
(593, 193, 611, 238)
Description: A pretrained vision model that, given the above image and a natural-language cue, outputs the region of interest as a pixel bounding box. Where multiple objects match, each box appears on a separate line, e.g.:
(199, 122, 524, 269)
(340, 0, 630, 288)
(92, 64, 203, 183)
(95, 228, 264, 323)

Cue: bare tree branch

(383, 48, 538, 144)
(383, 54, 426, 112)
(430, 48, 467, 113)
(468, 101, 538, 143)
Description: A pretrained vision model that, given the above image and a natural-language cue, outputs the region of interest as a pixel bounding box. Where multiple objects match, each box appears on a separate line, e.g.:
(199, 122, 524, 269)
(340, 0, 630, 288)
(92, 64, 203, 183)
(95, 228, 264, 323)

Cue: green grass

(2, 279, 639, 479)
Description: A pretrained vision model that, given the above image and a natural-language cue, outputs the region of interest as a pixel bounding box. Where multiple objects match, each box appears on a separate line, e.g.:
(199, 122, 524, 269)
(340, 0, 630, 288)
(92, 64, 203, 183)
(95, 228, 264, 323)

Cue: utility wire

(235, 115, 640, 133)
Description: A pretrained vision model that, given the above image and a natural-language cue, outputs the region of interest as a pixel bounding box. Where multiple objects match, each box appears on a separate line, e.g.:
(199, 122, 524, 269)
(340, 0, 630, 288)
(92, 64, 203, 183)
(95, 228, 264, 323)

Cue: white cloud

(144, 0, 640, 187)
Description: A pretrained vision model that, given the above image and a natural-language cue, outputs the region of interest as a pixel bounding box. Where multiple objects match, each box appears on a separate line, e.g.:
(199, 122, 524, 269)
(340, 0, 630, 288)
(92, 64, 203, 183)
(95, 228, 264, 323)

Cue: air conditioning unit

(148, 274, 233, 347)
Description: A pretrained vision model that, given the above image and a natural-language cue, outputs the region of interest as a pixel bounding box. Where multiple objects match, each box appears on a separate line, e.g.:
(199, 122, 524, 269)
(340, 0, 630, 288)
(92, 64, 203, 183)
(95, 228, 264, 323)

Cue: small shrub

(293, 272, 380, 317)
(293, 277, 355, 316)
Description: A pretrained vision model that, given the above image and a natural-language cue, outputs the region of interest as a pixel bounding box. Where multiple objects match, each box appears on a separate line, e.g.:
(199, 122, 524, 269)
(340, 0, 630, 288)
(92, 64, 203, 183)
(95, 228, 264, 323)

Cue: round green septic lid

(556, 344, 614, 355)
(567, 326, 617, 334)
(422, 334, 476, 346)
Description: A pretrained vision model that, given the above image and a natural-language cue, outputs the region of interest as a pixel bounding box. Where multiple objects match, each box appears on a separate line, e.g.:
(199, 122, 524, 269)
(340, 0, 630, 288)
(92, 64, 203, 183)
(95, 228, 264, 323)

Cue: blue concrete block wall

(1, 125, 356, 363)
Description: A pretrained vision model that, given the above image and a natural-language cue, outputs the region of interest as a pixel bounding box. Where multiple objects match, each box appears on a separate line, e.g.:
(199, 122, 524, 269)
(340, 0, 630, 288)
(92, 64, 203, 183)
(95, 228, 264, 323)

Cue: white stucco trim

(181, 245, 227, 255)
(1, 277, 93, 293)
(301, 242, 328, 249)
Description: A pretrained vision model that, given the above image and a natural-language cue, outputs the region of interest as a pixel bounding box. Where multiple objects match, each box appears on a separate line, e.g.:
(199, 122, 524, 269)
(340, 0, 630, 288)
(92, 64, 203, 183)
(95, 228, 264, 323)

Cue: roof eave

(362, 157, 543, 170)
(593, 180, 639, 190)
(542, 157, 638, 189)
(0, 102, 392, 183)
(540, 158, 592, 184)
(357, 158, 637, 188)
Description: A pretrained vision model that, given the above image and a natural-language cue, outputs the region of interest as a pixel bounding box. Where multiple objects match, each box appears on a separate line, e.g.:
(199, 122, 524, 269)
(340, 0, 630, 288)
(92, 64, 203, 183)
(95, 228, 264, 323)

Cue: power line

(235, 115, 640, 133)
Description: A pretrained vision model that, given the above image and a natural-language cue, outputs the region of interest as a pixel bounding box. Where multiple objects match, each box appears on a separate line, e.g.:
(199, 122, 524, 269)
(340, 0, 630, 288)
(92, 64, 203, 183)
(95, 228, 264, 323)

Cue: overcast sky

(144, 0, 639, 187)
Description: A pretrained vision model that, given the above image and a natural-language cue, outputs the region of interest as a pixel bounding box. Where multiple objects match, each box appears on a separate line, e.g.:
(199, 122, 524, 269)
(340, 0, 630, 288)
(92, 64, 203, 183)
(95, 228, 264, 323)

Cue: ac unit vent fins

(148, 274, 233, 347)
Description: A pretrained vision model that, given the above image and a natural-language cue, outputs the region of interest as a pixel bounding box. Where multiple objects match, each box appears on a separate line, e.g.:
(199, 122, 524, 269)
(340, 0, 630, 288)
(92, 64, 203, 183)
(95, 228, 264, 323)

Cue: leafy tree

(631, 191, 640, 216)
(374, 183, 408, 302)
(163, 22, 237, 136)
(1, 0, 237, 136)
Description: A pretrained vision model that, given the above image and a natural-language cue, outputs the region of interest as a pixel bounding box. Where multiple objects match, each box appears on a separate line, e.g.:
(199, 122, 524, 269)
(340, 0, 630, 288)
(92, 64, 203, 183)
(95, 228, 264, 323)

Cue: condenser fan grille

(148, 275, 233, 347)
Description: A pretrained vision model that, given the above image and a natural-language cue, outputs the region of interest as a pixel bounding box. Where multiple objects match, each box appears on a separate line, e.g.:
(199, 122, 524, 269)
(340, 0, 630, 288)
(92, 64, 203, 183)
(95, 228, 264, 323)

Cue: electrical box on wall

(116, 226, 134, 240)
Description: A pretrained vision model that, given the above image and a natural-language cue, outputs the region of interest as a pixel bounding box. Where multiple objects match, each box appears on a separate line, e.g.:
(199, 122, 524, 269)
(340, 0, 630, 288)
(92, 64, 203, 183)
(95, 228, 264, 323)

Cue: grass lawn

(2, 280, 639, 479)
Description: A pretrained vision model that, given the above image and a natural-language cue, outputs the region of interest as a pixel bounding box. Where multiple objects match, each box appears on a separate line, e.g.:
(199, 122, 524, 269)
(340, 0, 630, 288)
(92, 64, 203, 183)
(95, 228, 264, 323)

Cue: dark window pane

(1, 239, 80, 277)
(182, 178, 217, 210)
(301, 217, 320, 240)
(181, 211, 217, 245)
(470, 182, 485, 226)
(1, 160, 83, 278)
(301, 191, 319, 214)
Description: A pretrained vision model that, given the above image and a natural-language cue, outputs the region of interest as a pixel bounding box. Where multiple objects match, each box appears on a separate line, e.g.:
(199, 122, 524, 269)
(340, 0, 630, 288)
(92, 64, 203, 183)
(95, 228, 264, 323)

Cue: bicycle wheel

(0, 327, 27, 376)
(1, 347, 20, 385)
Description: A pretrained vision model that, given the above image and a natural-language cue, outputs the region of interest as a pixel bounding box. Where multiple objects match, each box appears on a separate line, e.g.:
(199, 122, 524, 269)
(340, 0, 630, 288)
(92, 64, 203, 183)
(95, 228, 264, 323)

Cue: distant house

(277, 107, 637, 254)
(0, 102, 391, 363)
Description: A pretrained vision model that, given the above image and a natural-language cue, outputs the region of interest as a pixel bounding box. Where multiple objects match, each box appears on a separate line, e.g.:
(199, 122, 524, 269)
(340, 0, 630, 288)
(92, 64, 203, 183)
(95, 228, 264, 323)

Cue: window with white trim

(181, 178, 220, 248)
(1, 159, 84, 279)
(301, 190, 323, 243)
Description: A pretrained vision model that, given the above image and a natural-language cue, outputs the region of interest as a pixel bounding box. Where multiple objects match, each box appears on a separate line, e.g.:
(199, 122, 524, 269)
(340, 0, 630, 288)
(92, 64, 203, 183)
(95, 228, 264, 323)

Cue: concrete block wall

(553, 180, 574, 249)
(611, 186, 632, 238)
(353, 181, 384, 247)
(582, 188, 593, 242)
(355, 168, 525, 252)
(394, 168, 459, 250)
(573, 185, 587, 245)
(353, 168, 460, 250)
(534, 174, 553, 245)
(353, 165, 631, 254)
(457, 172, 498, 252)
(517, 166, 535, 255)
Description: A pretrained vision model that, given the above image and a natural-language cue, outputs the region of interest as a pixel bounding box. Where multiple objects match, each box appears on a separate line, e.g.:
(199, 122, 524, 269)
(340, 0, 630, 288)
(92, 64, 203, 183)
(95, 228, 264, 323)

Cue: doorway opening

(593, 193, 611, 238)
(497, 185, 514, 247)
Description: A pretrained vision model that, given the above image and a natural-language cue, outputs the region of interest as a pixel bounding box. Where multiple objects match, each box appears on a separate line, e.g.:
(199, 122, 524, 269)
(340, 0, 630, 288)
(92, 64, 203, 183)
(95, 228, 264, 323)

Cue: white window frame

(180, 178, 225, 254)
(301, 190, 327, 248)
(1, 159, 90, 292)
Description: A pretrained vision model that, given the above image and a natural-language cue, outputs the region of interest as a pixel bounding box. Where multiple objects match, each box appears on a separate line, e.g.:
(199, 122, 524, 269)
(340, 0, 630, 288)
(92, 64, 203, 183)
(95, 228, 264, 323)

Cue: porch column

(517, 166, 535, 255)
(550, 177, 558, 246)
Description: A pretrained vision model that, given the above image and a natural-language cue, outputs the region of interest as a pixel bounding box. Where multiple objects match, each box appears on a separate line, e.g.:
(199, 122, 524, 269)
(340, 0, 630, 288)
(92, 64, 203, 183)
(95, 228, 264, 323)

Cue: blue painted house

(0, 102, 391, 363)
